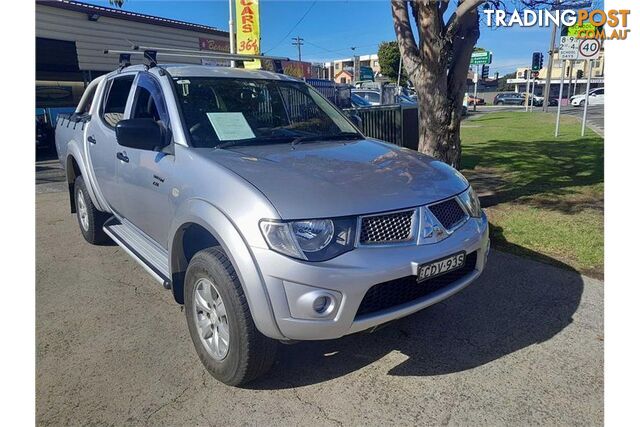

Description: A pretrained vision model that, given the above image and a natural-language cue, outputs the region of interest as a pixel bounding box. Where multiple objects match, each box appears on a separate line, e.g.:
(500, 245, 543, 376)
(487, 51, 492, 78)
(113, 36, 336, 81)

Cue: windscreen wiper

(216, 135, 295, 150)
(290, 132, 362, 149)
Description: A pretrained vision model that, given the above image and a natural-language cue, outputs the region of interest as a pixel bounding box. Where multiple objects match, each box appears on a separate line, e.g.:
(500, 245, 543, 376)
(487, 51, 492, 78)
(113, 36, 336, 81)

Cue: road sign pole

(567, 60, 573, 98)
(473, 65, 478, 112)
(555, 59, 566, 137)
(531, 78, 536, 112)
(524, 71, 530, 112)
(581, 59, 592, 136)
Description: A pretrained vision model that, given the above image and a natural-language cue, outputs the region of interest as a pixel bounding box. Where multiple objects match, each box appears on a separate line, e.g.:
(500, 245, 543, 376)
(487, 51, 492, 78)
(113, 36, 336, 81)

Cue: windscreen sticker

(206, 112, 255, 141)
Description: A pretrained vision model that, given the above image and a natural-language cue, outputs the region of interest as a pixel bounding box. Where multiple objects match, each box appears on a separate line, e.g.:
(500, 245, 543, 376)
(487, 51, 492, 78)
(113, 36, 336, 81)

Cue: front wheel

(184, 247, 278, 386)
(579, 100, 585, 107)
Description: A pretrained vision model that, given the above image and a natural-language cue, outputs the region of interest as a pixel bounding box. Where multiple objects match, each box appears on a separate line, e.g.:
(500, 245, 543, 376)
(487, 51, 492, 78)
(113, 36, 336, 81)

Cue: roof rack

(104, 43, 290, 71)
(131, 43, 289, 62)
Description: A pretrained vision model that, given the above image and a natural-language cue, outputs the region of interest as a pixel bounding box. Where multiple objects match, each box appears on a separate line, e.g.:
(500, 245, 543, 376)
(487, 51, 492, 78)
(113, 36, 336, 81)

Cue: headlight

(458, 186, 482, 218)
(260, 217, 356, 261)
(291, 220, 334, 252)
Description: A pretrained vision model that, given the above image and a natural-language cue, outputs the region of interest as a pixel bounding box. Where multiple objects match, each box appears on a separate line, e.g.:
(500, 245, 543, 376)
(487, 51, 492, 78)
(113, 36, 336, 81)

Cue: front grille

(359, 209, 415, 244)
(428, 198, 467, 230)
(356, 251, 477, 317)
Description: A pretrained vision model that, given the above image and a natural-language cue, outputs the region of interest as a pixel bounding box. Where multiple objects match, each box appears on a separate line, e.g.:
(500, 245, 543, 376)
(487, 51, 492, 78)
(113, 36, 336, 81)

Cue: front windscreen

(172, 77, 360, 148)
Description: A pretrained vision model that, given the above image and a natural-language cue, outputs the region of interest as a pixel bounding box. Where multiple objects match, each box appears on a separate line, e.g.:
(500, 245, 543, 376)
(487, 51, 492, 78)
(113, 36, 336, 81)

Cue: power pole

(542, 0, 560, 111)
(292, 36, 304, 62)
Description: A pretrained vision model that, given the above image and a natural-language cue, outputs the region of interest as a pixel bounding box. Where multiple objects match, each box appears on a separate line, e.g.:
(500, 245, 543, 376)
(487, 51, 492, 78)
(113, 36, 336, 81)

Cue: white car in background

(571, 87, 605, 107)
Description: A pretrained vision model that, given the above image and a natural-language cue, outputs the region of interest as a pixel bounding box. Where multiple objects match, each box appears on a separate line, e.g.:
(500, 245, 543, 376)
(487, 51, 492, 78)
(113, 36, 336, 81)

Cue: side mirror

(349, 114, 363, 131)
(115, 119, 169, 151)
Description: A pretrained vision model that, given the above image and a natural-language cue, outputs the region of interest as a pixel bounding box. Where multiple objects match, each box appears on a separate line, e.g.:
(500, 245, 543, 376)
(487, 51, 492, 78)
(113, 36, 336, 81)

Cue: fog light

(283, 281, 342, 320)
(313, 295, 331, 314)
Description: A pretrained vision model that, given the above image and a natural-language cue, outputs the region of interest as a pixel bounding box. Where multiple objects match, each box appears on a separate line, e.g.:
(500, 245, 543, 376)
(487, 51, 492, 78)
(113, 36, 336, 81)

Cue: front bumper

(252, 213, 490, 340)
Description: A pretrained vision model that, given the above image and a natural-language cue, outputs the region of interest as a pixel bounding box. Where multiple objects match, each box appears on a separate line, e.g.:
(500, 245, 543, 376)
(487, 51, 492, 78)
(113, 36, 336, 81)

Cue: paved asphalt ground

(36, 163, 603, 425)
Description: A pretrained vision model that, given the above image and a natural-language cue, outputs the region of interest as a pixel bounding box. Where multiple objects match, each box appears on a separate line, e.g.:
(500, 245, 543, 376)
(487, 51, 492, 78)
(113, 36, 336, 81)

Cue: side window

(367, 92, 380, 103)
(101, 75, 135, 127)
(131, 73, 170, 125)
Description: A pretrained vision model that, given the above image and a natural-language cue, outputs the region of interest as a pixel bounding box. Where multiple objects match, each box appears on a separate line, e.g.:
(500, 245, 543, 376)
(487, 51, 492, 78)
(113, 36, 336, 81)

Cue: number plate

(417, 252, 466, 282)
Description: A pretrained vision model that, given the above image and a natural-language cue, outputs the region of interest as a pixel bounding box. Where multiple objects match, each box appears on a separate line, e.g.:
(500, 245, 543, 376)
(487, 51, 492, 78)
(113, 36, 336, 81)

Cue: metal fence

(306, 78, 419, 150)
(343, 105, 419, 151)
(307, 79, 352, 109)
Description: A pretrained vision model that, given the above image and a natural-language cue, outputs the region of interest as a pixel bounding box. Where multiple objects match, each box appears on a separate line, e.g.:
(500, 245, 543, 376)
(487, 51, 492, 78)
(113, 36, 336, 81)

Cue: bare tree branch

(445, 0, 485, 39)
(391, 0, 421, 75)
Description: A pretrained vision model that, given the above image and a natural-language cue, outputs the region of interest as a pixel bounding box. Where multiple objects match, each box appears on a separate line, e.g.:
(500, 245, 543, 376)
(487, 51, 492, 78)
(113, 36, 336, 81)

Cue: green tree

(377, 41, 408, 85)
(497, 72, 516, 92)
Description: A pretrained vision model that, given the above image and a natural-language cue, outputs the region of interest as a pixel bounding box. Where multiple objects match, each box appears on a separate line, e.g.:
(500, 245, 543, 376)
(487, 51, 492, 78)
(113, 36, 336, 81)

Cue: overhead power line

(263, 1, 317, 54)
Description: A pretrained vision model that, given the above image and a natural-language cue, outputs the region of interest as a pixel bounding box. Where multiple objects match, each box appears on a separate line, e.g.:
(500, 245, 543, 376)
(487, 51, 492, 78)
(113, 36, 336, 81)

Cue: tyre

(496, 101, 503, 105)
(579, 100, 585, 107)
(184, 247, 278, 386)
(74, 176, 110, 245)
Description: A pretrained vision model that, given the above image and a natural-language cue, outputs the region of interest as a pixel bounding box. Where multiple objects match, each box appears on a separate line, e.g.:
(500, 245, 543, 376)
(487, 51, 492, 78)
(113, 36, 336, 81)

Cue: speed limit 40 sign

(577, 39, 601, 59)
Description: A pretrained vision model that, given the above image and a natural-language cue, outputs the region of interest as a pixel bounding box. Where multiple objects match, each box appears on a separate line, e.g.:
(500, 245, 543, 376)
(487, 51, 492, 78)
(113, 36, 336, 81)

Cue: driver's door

(114, 72, 175, 248)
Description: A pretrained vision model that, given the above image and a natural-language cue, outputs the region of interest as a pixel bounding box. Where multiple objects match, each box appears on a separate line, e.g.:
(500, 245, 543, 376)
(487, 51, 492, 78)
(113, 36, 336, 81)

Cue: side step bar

(103, 216, 171, 289)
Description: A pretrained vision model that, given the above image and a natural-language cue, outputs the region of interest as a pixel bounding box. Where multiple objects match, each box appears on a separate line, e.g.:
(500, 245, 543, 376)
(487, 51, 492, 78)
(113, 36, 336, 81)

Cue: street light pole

(228, 0, 236, 67)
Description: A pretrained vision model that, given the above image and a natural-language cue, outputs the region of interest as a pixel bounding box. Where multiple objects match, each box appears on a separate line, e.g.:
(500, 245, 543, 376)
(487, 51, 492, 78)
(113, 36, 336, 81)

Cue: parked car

(467, 95, 485, 106)
(493, 92, 525, 105)
(352, 89, 417, 106)
(56, 63, 489, 386)
(570, 87, 604, 106)
(350, 92, 372, 108)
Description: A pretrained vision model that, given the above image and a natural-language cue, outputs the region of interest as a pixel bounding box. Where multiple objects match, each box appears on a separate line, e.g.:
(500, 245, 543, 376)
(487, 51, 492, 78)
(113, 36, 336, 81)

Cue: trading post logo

(484, 8, 630, 40)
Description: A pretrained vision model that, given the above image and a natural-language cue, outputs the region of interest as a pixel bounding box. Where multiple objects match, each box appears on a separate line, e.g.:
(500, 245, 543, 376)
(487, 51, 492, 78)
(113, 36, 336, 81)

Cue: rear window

(101, 75, 135, 127)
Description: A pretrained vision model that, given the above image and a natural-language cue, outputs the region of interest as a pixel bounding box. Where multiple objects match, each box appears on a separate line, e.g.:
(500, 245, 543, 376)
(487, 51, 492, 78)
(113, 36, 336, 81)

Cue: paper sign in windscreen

(206, 112, 255, 141)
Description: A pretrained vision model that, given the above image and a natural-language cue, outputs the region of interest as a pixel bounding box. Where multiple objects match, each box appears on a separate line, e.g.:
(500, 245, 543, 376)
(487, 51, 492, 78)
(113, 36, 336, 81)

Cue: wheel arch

(168, 199, 285, 340)
(65, 154, 82, 213)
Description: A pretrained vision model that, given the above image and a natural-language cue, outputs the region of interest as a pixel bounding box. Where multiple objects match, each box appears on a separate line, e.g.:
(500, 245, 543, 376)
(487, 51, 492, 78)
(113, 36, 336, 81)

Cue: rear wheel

(74, 176, 110, 245)
(184, 247, 278, 386)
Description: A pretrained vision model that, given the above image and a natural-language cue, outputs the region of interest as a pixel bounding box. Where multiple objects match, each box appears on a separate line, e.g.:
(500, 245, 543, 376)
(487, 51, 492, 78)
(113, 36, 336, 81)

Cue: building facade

(509, 50, 605, 98)
(321, 54, 381, 83)
(36, 0, 229, 107)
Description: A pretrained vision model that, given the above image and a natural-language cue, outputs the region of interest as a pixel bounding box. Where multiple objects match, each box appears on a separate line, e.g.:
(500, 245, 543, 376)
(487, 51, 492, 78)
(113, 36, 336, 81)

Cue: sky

(81, 0, 558, 76)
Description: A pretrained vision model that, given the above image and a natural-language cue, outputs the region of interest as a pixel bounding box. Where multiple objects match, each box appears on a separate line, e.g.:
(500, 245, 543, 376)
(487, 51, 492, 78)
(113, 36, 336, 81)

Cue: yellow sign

(235, 0, 261, 69)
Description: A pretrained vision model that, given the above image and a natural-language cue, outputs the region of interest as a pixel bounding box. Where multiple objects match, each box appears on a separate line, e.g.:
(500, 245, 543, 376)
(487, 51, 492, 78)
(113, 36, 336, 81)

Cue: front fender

(169, 198, 285, 340)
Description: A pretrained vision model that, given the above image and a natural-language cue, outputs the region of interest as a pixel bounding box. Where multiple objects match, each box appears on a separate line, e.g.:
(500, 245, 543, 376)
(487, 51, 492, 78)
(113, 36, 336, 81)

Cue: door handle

(88, 135, 97, 144)
(116, 151, 129, 163)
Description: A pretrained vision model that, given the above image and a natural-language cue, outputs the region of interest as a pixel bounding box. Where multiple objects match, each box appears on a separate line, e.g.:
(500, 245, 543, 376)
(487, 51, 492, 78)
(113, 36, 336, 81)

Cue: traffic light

(481, 64, 489, 80)
(523, 69, 529, 79)
(531, 52, 543, 71)
(577, 69, 584, 79)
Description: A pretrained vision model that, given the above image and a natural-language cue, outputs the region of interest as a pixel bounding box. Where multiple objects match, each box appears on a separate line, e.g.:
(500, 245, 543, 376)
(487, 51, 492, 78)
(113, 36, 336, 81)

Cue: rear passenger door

(590, 88, 604, 105)
(85, 74, 136, 211)
(114, 72, 175, 248)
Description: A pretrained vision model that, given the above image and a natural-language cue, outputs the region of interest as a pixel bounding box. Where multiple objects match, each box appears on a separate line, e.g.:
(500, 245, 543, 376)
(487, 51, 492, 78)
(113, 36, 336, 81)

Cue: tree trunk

(391, 0, 481, 169)
(412, 64, 462, 167)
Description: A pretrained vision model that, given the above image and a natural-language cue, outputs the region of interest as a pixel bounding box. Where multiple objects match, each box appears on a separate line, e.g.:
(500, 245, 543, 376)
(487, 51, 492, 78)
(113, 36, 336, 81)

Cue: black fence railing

(343, 105, 419, 151)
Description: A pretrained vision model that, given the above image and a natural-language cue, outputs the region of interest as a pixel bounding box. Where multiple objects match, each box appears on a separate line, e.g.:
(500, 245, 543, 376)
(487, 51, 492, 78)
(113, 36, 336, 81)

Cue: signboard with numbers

(559, 36, 601, 60)
(559, 36, 579, 60)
